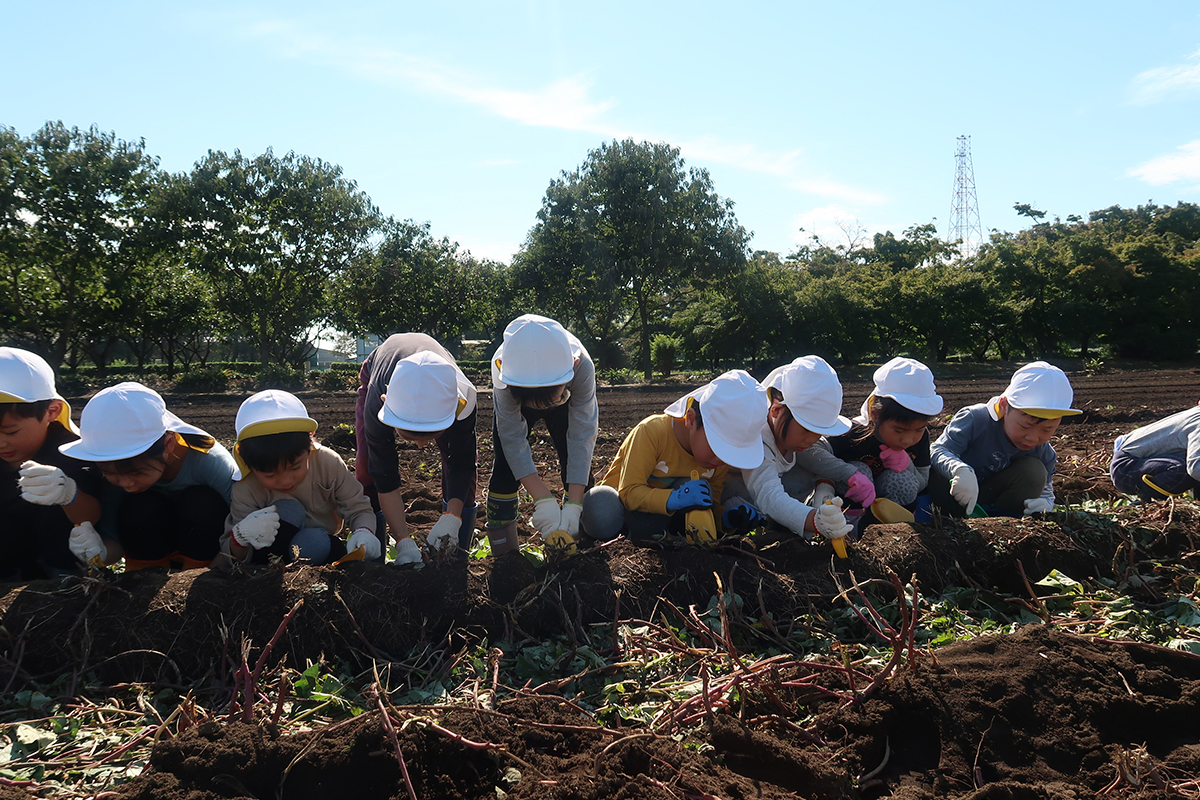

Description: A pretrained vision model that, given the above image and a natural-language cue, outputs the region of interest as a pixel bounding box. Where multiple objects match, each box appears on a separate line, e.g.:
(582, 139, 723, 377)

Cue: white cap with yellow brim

(0, 346, 77, 434)
(232, 390, 317, 480)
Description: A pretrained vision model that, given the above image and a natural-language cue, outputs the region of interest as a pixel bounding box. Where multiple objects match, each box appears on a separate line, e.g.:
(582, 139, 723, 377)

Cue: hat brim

(1012, 406, 1083, 419)
(791, 412, 852, 437)
(498, 364, 575, 389)
(378, 404, 454, 433)
(238, 417, 318, 441)
(879, 391, 944, 416)
(59, 412, 208, 462)
(706, 431, 766, 471)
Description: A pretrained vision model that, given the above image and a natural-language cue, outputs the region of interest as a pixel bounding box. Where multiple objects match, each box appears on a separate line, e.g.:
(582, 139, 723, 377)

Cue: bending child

(356, 335, 477, 564)
(796, 357, 942, 515)
(224, 391, 378, 565)
(488, 315, 598, 555)
(931, 361, 1080, 517)
(1110, 402, 1200, 501)
(728, 356, 854, 544)
(1, 347, 103, 580)
(582, 370, 767, 544)
(60, 382, 235, 570)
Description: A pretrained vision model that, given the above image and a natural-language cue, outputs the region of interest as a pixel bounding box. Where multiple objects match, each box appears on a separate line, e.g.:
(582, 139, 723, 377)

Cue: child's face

(768, 403, 820, 456)
(1002, 407, 1061, 450)
(0, 406, 56, 467)
(251, 451, 311, 493)
(684, 410, 725, 470)
(875, 418, 927, 452)
(101, 459, 167, 493)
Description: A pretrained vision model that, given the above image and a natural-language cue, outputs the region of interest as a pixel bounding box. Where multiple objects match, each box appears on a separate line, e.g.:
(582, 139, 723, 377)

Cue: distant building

(307, 347, 352, 371)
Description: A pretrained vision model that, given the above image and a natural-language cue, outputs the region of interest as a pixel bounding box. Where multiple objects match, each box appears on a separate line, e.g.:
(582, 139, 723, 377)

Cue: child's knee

(875, 468, 922, 506)
(291, 527, 332, 563)
(581, 486, 624, 541)
(273, 498, 307, 529)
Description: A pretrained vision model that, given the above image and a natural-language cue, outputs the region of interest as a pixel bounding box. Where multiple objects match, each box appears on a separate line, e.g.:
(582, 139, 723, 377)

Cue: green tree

(514, 139, 750, 377)
(329, 218, 505, 345)
(171, 149, 380, 368)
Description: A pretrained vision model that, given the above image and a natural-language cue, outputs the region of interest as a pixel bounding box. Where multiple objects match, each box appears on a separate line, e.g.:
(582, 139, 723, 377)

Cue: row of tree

(2, 122, 1198, 380)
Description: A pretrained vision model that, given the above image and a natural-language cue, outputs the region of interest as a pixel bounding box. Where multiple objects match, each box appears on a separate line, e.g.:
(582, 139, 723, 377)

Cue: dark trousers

(488, 403, 593, 524)
(1111, 446, 1199, 500)
(0, 491, 78, 580)
(931, 457, 1048, 517)
(118, 485, 229, 562)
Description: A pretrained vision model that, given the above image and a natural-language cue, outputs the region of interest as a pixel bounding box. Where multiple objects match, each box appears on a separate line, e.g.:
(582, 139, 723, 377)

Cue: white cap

(1001, 361, 1081, 419)
(379, 351, 469, 432)
(492, 314, 575, 388)
(60, 382, 209, 461)
(665, 370, 769, 470)
(763, 356, 851, 436)
(233, 390, 318, 480)
(863, 357, 944, 417)
(0, 346, 76, 433)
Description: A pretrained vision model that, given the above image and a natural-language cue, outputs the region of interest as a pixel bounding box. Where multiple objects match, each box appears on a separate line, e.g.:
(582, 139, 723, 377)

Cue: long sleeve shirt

(359, 333, 478, 503)
(931, 400, 1057, 505)
(794, 420, 930, 494)
(738, 425, 818, 534)
(221, 443, 375, 554)
(491, 331, 598, 487)
(599, 413, 727, 517)
(1117, 405, 1200, 480)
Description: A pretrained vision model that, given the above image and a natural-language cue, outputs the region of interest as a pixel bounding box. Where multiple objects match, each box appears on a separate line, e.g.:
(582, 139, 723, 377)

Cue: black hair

(508, 383, 568, 408)
(238, 431, 313, 473)
(101, 431, 216, 475)
(690, 400, 704, 428)
(854, 396, 933, 444)
(0, 399, 53, 423)
(766, 387, 796, 440)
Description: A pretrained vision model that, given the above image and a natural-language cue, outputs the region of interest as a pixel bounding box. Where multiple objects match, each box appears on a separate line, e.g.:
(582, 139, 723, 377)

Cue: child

(1110, 403, 1200, 500)
(488, 314, 598, 554)
(224, 390, 378, 565)
(0, 347, 103, 579)
(356, 335, 477, 565)
(728, 356, 854, 542)
(931, 361, 1080, 517)
(582, 370, 768, 544)
(59, 382, 235, 570)
(797, 357, 943, 513)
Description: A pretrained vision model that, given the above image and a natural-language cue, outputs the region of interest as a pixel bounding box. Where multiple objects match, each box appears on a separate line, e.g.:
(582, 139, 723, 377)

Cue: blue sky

(4, 2, 1199, 262)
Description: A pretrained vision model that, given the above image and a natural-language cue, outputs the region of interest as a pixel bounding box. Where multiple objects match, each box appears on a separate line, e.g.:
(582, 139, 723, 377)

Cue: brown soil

(3, 364, 1200, 799)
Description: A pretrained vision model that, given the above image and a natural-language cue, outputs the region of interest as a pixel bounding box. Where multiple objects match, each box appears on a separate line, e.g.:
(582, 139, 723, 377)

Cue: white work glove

(1023, 497, 1053, 516)
(811, 481, 837, 507)
(232, 505, 280, 549)
(530, 497, 562, 536)
(394, 536, 423, 565)
(18, 461, 78, 506)
(559, 502, 583, 537)
(346, 528, 382, 560)
(814, 497, 853, 541)
(69, 521, 106, 564)
(949, 466, 979, 516)
(427, 513, 462, 552)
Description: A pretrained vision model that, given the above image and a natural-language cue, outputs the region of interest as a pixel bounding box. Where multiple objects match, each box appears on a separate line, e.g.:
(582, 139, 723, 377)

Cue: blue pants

(247, 498, 341, 565)
(1111, 437, 1199, 500)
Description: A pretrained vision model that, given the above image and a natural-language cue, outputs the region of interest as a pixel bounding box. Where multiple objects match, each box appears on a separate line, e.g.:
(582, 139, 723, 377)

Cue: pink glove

(878, 445, 911, 472)
(845, 472, 877, 508)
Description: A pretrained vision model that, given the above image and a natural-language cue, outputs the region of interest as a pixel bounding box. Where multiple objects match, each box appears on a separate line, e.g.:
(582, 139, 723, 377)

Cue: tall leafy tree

(514, 139, 750, 377)
(170, 149, 380, 368)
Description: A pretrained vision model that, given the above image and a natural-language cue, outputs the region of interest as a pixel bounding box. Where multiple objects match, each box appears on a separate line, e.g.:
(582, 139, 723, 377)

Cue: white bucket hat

(379, 351, 469, 432)
(60, 382, 209, 461)
(665, 369, 768, 470)
(861, 357, 944, 418)
(233, 390, 318, 480)
(1000, 361, 1081, 419)
(763, 356, 851, 436)
(0, 346, 77, 433)
(492, 314, 576, 389)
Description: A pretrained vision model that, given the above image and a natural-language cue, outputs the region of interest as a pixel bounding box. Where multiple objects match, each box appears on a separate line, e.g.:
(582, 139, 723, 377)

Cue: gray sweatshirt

(1117, 405, 1200, 480)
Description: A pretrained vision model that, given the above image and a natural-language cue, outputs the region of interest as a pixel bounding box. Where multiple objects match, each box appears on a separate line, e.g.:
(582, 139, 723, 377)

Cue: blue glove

(666, 479, 712, 512)
(722, 501, 764, 533)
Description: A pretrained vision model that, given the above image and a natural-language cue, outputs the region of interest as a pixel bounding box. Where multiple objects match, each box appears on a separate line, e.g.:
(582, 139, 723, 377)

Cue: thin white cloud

(1130, 49, 1200, 105)
(1128, 139, 1200, 186)
(232, 16, 887, 204)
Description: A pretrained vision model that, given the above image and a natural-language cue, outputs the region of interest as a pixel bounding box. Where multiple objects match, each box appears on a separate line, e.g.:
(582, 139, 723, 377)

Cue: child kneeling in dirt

(723, 356, 854, 544)
(795, 357, 943, 521)
(581, 370, 768, 544)
(487, 314, 598, 555)
(1109, 402, 1200, 501)
(223, 391, 378, 566)
(931, 362, 1080, 518)
(1, 347, 105, 580)
(60, 382, 236, 570)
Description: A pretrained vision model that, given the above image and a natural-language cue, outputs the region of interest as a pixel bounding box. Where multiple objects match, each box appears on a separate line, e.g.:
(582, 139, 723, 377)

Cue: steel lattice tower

(949, 135, 982, 257)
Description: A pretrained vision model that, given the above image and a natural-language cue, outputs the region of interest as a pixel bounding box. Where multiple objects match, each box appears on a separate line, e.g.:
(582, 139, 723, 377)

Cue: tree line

(2, 122, 1198, 382)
